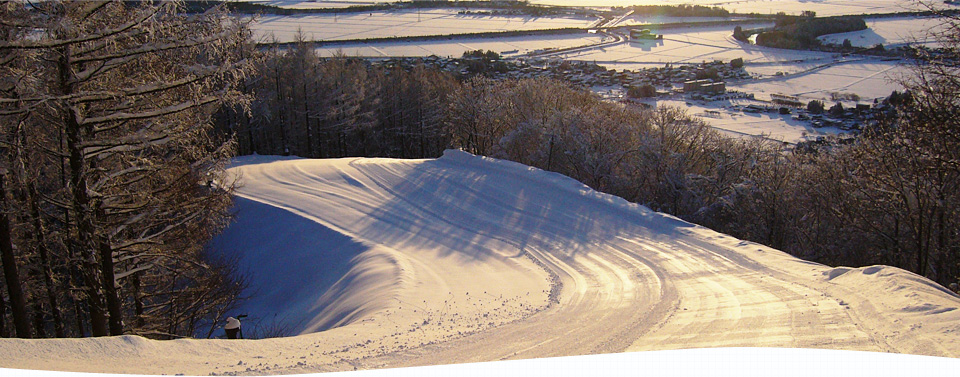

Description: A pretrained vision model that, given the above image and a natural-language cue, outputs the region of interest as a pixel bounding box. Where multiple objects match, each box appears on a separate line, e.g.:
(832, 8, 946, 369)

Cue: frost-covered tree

(855, 0, 960, 282)
(0, 0, 253, 337)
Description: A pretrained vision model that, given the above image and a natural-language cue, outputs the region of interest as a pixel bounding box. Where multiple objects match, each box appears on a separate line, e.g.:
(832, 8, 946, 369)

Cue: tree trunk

(0, 289, 8, 337)
(59, 45, 108, 337)
(303, 81, 314, 157)
(27, 173, 65, 337)
(72, 299, 84, 337)
(65, 104, 108, 337)
(32, 310, 46, 338)
(100, 243, 123, 336)
(59, 126, 85, 337)
(0, 173, 32, 338)
(132, 271, 144, 329)
(99, 239, 123, 335)
(916, 199, 927, 277)
(275, 63, 288, 155)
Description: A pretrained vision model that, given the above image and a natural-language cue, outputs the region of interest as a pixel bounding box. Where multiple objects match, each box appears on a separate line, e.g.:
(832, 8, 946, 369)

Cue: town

(374, 49, 895, 145)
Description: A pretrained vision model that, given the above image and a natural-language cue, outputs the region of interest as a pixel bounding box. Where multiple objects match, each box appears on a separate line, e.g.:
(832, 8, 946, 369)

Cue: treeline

(178, 1, 393, 15)
(753, 15, 867, 49)
(218, 42, 458, 159)
(0, 1, 252, 339)
(629, 5, 730, 18)
(223, 44, 959, 290)
(182, 0, 563, 16)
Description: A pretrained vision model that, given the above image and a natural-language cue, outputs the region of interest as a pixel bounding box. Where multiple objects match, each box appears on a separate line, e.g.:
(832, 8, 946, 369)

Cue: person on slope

(225, 315, 246, 339)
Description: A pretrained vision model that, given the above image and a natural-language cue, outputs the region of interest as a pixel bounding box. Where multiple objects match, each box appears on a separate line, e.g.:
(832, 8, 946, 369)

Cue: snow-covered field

(250, 10, 599, 42)
(530, 0, 943, 16)
(653, 59, 908, 143)
(2, 151, 958, 374)
(311, 23, 830, 63)
(552, 24, 834, 66)
(607, 16, 739, 28)
(819, 16, 947, 48)
(240, 0, 949, 16)
(315, 33, 607, 58)
(656, 98, 846, 142)
(733, 59, 909, 102)
(244, 0, 381, 9)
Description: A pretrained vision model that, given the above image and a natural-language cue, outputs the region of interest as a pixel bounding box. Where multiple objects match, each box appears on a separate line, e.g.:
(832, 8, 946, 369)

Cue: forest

(754, 15, 868, 49)
(628, 5, 730, 18)
(1, 0, 959, 340)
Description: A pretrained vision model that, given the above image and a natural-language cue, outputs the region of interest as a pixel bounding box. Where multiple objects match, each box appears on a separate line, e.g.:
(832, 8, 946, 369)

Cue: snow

(661, 58, 912, 143)
(819, 16, 947, 48)
(529, 0, 941, 16)
(1, 151, 958, 374)
(314, 33, 607, 58)
(239, 0, 951, 16)
(244, 0, 382, 9)
(610, 16, 741, 28)
(7, 348, 960, 377)
(733, 59, 909, 102)
(550, 24, 842, 68)
(656, 98, 845, 143)
(249, 10, 599, 43)
(209, 197, 403, 334)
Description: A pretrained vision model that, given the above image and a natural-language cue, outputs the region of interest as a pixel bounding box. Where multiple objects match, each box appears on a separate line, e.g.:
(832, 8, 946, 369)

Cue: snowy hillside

(1, 150, 959, 374)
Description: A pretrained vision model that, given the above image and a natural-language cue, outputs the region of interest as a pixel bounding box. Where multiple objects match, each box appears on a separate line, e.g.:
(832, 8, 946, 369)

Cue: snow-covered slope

(1, 150, 958, 374)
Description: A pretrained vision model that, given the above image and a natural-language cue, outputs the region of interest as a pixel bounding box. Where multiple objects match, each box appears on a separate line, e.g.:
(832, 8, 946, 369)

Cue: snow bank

(210, 197, 407, 335)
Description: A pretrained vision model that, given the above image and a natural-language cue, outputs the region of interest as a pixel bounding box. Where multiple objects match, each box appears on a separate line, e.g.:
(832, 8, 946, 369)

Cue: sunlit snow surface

(819, 16, 947, 48)
(1, 151, 958, 375)
(249, 9, 599, 42)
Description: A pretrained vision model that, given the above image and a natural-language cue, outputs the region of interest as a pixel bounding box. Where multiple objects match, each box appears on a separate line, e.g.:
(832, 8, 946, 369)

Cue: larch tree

(0, 0, 253, 337)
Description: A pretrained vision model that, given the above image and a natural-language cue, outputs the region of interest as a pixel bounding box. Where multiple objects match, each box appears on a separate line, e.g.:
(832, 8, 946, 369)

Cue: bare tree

(0, 0, 254, 337)
(0, 169, 31, 338)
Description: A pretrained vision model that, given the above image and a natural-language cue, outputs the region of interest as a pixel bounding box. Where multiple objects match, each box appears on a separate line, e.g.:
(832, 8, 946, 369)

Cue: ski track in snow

(1, 150, 958, 375)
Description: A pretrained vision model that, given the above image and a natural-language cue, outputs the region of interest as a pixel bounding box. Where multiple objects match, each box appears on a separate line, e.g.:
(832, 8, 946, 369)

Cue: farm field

(732, 60, 909, 103)
(653, 60, 908, 143)
(657, 98, 846, 142)
(250, 9, 600, 42)
(528, 0, 943, 16)
(314, 33, 608, 58)
(550, 24, 842, 66)
(819, 16, 946, 48)
(244, 0, 381, 9)
(608, 16, 740, 28)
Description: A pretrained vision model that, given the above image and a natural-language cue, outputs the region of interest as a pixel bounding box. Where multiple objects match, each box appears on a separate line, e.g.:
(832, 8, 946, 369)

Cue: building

(683, 79, 725, 94)
(683, 79, 711, 92)
(702, 82, 726, 94)
(630, 29, 663, 40)
(771, 93, 803, 107)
